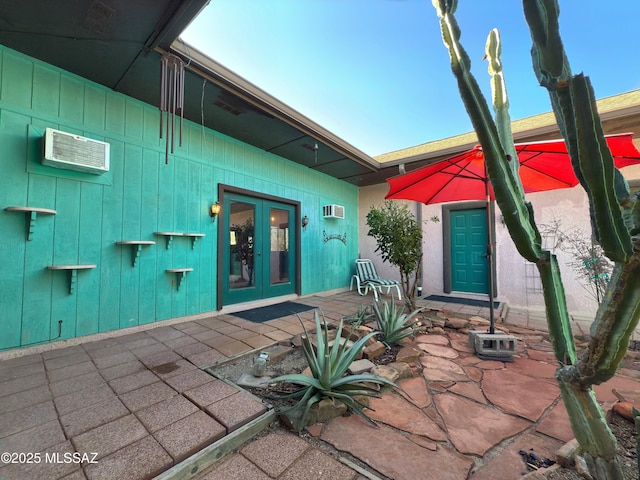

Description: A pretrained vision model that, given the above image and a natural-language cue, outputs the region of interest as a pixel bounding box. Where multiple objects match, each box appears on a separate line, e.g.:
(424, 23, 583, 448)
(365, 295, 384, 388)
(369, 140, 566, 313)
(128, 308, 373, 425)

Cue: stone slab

(0, 385, 52, 414)
(536, 401, 574, 443)
(153, 410, 225, 463)
(118, 381, 177, 412)
(397, 376, 431, 408)
(240, 430, 310, 477)
(321, 415, 473, 480)
(135, 394, 199, 433)
(470, 432, 563, 480)
(184, 379, 238, 407)
(205, 391, 267, 433)
(0, 400, 57, 437)
(60, 397, 129, 438)
(198, 453, 271, 480)
(72, 414, 147, 460)
(280, 448, 357, 480)
(367, 392, 446, 441)
(448, 381, 487, 404)
(421, 355, 468, 382)
(163, 369, 215, 393)
(418, 343, 459, 359)
(434, 393, 530, 456)
(84, 435, 172, 480)
(482, 369, 559, 422)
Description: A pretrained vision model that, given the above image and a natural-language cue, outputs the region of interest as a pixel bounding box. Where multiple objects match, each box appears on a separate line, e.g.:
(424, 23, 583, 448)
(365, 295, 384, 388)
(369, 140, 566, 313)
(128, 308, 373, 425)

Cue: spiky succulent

(270, 310, 398, 431)
(373, 297, 424, 347)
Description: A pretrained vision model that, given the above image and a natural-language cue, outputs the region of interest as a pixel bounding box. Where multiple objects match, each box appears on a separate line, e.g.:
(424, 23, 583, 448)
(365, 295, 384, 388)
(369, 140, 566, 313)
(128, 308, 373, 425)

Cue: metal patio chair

(350, 259, 402, 301)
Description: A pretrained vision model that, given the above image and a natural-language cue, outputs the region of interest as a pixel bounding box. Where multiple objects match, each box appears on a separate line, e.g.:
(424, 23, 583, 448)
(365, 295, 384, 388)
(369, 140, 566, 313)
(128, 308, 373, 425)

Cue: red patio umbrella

(385, 133, 640, 334)
(386, 133, 640, 204)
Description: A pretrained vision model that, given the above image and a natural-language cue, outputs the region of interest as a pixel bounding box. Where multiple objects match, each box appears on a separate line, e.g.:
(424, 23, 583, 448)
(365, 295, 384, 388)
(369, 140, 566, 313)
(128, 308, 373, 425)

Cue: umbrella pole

(484, 179, 495, 334)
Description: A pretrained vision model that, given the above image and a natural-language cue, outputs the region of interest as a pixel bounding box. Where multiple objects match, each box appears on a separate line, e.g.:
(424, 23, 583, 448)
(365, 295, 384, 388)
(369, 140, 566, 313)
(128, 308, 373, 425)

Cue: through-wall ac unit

(323, 204, 345, 219)
(42, 128, 110, 174)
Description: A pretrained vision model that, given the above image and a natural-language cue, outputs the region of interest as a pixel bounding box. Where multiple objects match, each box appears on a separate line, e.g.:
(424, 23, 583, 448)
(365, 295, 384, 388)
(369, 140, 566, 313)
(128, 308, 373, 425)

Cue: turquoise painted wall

(0, 45, 358, 350)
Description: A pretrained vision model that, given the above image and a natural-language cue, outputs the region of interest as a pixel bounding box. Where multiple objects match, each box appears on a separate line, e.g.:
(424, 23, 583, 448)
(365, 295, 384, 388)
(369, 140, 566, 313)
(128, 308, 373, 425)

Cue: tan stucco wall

(359, 163, 640, 320)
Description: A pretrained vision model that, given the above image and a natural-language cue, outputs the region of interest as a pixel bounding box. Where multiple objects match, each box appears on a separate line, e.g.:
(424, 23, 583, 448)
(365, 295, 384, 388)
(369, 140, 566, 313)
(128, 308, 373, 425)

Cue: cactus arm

(557, 381, 624, 479)
(432, 0, 542, 262)
(571, 75, 633, 263)
(538, 252, 577, 365)
(523, 0, 632, 263)
(485, 29, 520, 186)
(556, 258, 640, 386)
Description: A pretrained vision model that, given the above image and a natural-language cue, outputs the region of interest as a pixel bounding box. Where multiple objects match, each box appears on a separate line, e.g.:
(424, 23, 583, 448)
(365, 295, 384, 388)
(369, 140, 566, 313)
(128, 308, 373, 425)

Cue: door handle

(257, 252, 262, 256)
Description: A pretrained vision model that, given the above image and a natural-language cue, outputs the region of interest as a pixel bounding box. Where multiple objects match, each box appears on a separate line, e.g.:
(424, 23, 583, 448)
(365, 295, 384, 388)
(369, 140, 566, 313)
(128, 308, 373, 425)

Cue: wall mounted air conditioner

(43, 128, 110, 174)
(322, 204, 345, 219)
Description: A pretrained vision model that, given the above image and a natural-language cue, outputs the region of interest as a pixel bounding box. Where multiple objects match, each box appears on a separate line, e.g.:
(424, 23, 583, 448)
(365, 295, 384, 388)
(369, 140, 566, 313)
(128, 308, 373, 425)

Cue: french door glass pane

(229, 201, 255, 290)
(269, 207, 289, 285)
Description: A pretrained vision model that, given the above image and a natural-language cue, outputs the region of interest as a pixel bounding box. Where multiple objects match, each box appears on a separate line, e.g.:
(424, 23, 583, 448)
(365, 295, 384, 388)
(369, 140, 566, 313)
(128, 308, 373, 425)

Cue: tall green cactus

(432, 1, 640, 477)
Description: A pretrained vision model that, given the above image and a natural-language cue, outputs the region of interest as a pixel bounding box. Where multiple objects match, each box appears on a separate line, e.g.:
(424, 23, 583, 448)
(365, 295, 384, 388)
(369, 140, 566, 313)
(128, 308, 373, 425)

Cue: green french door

(222, 193, 296, 305)
(450, 208, 489, 294)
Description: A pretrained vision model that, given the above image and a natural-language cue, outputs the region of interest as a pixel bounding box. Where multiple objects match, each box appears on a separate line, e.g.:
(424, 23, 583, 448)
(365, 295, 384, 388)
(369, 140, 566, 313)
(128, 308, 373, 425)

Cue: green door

(450, 208, 489, 294)
(222, 193, 296, 305)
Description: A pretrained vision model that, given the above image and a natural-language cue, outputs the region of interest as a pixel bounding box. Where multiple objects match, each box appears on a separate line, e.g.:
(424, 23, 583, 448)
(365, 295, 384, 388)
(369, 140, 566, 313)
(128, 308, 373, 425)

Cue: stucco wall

(0, 45, 358, 350)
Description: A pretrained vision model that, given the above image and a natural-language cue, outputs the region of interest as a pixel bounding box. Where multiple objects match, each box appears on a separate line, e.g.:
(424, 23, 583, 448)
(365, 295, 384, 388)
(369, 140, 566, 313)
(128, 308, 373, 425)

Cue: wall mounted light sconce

(301, 215, 309, 230)
(210, 202, 221, 221)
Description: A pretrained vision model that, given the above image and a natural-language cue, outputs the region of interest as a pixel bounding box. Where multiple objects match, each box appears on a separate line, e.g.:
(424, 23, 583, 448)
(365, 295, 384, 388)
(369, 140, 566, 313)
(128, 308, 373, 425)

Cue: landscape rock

(612, 401, 637, 422)
(363, 341, 386, 360)
(396, 345, 422, 363)
(348, 358, 375, 375)
(370, 365, 400, 383)
(386, 362, 413, 380)
(556, 438, 579, 468)
(445, 317, 470, 330)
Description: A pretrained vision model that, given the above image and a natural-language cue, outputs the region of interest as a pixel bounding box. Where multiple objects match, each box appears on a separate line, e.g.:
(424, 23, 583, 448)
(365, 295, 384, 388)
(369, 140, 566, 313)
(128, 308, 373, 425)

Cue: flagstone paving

(1, 290, 640, 479)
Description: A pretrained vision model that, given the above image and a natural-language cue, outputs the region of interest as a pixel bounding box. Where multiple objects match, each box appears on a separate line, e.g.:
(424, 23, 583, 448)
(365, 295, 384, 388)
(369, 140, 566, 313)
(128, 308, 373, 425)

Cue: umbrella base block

(469, 330, 517, 362)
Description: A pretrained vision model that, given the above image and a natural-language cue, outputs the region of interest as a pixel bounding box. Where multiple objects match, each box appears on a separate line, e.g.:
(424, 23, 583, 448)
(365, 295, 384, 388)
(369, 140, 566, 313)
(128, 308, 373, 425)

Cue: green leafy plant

(270, 310, 398, 431)
(432, 1, 640, 476)
(366, 201, 423, 310)
(373, 298, 424, 347)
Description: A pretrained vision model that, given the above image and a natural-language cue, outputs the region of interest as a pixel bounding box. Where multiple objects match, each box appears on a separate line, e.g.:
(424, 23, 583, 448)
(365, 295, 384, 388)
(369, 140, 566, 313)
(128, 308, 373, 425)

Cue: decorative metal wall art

(323, 231, 347, 245)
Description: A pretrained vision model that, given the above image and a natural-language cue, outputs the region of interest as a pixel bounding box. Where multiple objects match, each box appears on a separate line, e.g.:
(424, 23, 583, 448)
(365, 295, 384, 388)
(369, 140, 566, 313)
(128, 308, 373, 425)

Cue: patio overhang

(0, 0, 380, 186)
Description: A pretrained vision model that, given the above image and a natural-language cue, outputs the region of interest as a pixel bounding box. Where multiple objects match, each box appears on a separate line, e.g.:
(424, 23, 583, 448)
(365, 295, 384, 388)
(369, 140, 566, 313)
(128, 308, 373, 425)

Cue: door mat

(424, 295, 500, 309)
(232, 301, 314, 323)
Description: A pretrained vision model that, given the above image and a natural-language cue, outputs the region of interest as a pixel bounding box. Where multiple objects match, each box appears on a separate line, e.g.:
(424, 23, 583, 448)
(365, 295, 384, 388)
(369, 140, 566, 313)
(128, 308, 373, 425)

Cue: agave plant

(270, 310, 398, 431)
(342, 303, 373, 327)
(373, 297, 424, 347)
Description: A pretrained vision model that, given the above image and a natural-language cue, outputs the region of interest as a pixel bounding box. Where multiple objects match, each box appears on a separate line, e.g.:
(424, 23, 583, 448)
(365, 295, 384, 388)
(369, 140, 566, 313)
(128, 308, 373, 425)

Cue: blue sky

(180, 1, 640, 157)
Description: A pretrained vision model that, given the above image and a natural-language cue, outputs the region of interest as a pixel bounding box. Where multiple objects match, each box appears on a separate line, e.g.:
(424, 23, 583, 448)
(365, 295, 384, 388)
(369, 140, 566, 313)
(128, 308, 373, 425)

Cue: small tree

(366, 201, 422, 310)
(540, 220, 612, 304)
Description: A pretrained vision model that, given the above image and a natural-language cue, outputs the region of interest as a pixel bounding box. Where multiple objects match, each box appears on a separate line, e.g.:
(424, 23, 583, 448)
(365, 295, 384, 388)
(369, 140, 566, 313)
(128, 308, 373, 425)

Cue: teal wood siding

(0, 45, 358, 350)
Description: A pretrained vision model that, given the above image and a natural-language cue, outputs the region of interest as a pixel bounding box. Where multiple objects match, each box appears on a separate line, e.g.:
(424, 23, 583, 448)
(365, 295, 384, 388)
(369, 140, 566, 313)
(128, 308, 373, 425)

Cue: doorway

(220, 189, 298, 306)
(442, 202, 495, 295)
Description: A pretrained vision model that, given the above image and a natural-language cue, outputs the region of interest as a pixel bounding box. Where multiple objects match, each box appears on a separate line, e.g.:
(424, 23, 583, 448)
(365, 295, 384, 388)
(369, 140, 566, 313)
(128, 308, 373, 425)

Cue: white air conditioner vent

(43, 128, 110, 174)
(322, 204, 345, 219)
